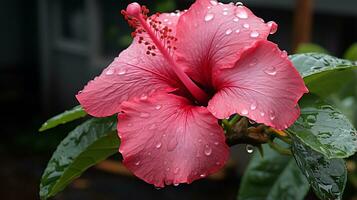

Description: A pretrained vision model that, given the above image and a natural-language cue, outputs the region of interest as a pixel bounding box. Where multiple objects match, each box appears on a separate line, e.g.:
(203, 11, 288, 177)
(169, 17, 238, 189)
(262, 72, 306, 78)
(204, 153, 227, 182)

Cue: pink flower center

(122, 3, 209, 104)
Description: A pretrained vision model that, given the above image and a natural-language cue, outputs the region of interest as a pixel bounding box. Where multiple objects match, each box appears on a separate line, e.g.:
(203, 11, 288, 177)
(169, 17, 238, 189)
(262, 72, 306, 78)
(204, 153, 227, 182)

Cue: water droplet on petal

(204, 13, 214, 22)
(264, 66, 277, 76)
(250, 102, 257, 110)
(149, 124, 156, 130)
(267, 21, 278, 34)
(140, 112, 150, 118)
(204, 144, 212, 156)
(260, 112, 265, 117)
(235, 2, 243, 6)
(155, 105, 162, 110)
(223, 11, 228, 15)
(214, 141, 219, 146)
(246, 144, 254, 153)
(167, 137, 178, 151)
(155, 142, 162, 149)
(174, 183, 180, 186)
(223, 8, 229, 11)
(210, 0, 217, 6)
(117, 68, 127, 75)
(250, 31, 259, 38)
(243, 23, 250, 29)
(225, 29, 232, 35)
(135, 161, 141, 166)
(106, 69, 114, 75)
(269, 110, 276, 120)
(140, 94, 148, 101)
(216, 162, 221, 166)
(233, 18, 239, 22)
(235, 29, 240, 34)
(236, 8, 248, 19)
(200, 173, 206, 178)
(241, 109, 249, 115)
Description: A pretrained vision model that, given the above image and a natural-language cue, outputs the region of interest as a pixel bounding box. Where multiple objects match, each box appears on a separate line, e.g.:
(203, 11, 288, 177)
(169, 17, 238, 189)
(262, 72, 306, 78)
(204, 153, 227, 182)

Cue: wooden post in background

(292, 0, 314, 52)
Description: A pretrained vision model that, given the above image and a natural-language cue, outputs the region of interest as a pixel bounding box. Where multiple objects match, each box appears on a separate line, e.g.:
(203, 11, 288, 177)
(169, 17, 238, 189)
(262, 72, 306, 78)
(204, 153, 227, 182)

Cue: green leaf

(290, 53, 357, 97)
(292, 138, 347, 200)
(288, 95, 357, 159)
(39, 117, 119, 200)
(39, 105, 87, 132)
(238, 145, 309, 200)
(295, 43, 329, 54)
(343, 43, 357, 61)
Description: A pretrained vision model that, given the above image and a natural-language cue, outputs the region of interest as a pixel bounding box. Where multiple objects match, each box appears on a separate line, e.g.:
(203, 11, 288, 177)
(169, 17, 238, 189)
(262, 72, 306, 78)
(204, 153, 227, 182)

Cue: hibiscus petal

(175, 0, 271, 86)
(118, 93, 229, 187)
(76, 13, 183, 117)
(208, 40, 308, 130)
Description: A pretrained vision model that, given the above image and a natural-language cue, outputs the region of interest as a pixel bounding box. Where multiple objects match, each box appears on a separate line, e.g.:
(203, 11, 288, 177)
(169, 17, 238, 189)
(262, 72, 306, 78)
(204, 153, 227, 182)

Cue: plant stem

(267, 139, 292, 156)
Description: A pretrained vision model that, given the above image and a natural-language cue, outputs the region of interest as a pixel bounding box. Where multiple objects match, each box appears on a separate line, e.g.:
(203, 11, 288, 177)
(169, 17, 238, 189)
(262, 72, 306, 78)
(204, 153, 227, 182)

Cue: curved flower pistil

(76, 0, 308, 187)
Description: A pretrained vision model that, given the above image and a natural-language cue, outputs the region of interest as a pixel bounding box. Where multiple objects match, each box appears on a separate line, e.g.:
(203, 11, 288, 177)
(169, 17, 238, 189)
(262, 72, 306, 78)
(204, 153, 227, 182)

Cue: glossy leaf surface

(39, 105, 87, 132)
(292, 138, 347, 200)
(288, 95, 357, 159)
(238, 144, 309, 200)
(40, 117, 119, 199)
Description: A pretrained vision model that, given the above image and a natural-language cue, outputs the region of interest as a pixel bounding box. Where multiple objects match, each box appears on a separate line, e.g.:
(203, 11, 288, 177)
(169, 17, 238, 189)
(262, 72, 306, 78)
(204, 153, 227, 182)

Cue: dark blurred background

(0, 0, 356, 199)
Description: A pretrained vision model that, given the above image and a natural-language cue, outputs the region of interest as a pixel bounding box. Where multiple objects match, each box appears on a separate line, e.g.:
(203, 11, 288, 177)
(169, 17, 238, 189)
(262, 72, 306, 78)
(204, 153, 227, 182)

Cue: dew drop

(250, 102, 257, 110)
(246, 144, 254, 153)
(210, 0, 217, 6)
(135, 161, 141, 166)
(260, 112, 265, 117)
(236, 8, 248, 19)
(140, 112, 150, 118)
(216, 162, 221, 166)
(235, 2, 243, 6)
(174, 183, 180, 186)
(204, 144, 212, 156)
(267, 21, 278, 34)
(200, 173, 206, 178)
(233, 18, 239, 22)
(155, 105, 162, 110)
(140, 94, 148, 101)
(167, 137, 178, 151)
(249, 119, 256, 124)
(106, 69, 114, 75)
(164, 18, 169, 22)
(235, 29, 240, 34)
(223, 11, 228, 15)
(269, 110, 276, 120)
(223, 8, 229, 11)
(241, 109, 249, 115)
(306, 115, 317, 125)
(214, 141, 219, 146)
(155, 142, 162, 149)
(250, 31, 259, 38)
(204, 13, 214, 22)
(243, 23, 250, 29)
(117, 68, 127, 75)
(148, 124, 156, 130)
(264, 66, 277, 76)
(225, 29, 232, 35)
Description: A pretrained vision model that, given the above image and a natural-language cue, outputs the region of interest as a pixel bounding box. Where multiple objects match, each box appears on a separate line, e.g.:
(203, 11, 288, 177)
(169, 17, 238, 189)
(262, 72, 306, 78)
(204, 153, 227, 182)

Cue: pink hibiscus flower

(76, 0, 308, 187)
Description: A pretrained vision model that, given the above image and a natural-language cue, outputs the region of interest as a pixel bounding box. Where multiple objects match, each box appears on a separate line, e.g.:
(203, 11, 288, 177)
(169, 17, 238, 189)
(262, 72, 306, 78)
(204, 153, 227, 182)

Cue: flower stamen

(122, 3, 209, 104)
